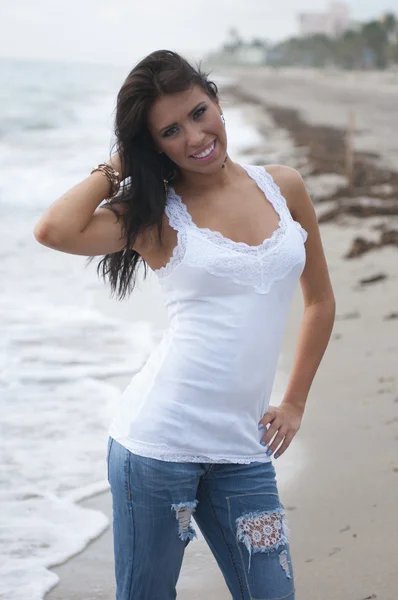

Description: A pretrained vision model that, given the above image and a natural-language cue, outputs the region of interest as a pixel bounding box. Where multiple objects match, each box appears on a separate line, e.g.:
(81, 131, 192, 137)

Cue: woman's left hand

(258, 402, 304, 459)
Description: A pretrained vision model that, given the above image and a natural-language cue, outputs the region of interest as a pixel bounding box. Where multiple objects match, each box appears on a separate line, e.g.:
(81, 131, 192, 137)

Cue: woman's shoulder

(263, 164, 304, 189)
(263, 164, 309, 218)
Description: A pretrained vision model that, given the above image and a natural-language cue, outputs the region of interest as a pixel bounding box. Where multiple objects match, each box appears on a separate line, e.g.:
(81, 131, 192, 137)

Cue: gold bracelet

(90, 163, 121, 202)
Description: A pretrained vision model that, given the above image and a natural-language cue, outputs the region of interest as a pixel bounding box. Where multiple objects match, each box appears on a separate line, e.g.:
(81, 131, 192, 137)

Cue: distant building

(298, 2, 351, 38)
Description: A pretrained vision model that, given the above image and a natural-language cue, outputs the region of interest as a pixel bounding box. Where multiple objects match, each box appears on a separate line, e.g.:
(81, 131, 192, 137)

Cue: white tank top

(109, 165, 308, 463)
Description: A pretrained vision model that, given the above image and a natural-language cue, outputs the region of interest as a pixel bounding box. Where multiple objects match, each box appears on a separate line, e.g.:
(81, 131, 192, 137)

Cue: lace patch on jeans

(236, 507, 290, 571)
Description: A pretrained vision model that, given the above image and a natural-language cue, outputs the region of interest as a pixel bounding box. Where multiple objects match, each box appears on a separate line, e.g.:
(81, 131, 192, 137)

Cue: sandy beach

(45, 68, 398, 599)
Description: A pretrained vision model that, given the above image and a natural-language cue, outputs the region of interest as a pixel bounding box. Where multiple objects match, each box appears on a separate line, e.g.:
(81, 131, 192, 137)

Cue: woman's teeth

(191, 140, 215, 159)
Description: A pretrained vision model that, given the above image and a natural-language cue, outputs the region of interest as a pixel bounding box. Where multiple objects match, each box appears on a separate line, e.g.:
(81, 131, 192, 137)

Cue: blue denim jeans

(107, 437, 295, 600)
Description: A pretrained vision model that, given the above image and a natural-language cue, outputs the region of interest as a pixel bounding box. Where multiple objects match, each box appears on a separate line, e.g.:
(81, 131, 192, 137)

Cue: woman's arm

(258, 165, 336, 458)
(33, 153, 135, 256)
(275, 164, 336, 407)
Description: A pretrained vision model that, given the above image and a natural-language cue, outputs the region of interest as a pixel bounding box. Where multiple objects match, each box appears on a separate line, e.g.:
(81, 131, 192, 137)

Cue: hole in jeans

(171, 499, 198, 542)
(279, 549, 292, 579)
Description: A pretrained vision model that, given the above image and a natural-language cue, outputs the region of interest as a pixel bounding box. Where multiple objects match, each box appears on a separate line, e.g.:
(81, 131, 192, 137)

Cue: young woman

(34, 50, 335, 600)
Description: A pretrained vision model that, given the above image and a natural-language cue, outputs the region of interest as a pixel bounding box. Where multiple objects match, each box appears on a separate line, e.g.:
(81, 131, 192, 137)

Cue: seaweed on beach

(225, 83, 398, 259)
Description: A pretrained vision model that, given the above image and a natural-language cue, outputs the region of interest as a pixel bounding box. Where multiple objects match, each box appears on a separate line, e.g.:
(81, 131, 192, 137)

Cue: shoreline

(46, 69, 398, 599)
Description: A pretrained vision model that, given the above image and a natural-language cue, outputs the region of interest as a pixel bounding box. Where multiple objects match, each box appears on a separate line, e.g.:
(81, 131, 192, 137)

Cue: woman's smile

(189, 139, 217, 161)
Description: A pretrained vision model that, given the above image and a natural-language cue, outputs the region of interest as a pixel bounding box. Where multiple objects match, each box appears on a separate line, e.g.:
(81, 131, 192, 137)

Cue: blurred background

(1, 2, 397, 600)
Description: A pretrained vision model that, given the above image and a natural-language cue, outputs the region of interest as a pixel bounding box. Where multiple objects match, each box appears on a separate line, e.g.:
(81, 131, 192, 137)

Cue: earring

(163, 179, 168, 193)
(220, 114, 227, 167)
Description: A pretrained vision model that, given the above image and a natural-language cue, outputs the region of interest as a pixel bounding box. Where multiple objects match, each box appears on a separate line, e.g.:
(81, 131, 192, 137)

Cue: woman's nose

(186, 125, 206, 150)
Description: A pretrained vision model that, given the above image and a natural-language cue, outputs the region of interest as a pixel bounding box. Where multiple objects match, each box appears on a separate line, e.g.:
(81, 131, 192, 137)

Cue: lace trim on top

(173, 164, 289, 253)
(295, 220, 308, 243)
(154, 218, 187, 278)
(118, 438, 273, 464)
(154, 165, 306, 279)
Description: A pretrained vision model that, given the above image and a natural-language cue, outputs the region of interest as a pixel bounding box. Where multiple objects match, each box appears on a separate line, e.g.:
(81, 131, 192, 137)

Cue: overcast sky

(0, 0, 396, 66)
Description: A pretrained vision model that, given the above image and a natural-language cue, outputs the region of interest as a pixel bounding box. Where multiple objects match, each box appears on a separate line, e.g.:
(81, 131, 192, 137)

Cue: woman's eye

(163, 126, 178, 138)
(162, 107, 207, 137)
(194, 107, 206, 119)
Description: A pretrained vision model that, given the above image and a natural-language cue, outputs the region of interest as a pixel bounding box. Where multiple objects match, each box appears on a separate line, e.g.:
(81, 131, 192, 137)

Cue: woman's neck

(176, 158, 243, 197)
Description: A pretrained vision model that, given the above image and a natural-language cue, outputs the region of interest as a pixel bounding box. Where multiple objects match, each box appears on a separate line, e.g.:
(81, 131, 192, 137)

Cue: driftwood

(384, 312, 398, 320)
(346, 238, 378, 258)
(345, 230, 398, 258)
(359, 273, 387, 286)
(319, 198, 398, 223)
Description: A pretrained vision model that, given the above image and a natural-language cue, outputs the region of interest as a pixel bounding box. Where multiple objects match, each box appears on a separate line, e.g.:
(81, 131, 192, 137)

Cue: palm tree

(382, 13, 398, 64)
(361, 20, 388, 69)
(265, 12, 398, 70)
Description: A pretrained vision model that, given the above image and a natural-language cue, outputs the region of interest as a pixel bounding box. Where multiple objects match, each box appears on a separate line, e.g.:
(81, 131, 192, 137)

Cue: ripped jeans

(107, 437, 295, 600)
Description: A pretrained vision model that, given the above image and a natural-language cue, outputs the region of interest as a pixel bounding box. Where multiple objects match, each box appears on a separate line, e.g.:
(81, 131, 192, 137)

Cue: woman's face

(148, 85, 227, 175)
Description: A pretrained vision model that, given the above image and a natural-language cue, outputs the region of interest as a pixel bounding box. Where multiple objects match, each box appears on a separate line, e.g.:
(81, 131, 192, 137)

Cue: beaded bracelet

(90, 163, 121, 202)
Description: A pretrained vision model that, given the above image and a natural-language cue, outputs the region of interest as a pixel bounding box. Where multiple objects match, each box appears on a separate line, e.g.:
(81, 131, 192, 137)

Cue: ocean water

(0, 58, 276, 600)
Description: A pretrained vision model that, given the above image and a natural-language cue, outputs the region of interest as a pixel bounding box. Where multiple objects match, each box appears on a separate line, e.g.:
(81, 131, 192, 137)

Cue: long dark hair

(90, 49, 219, 300)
